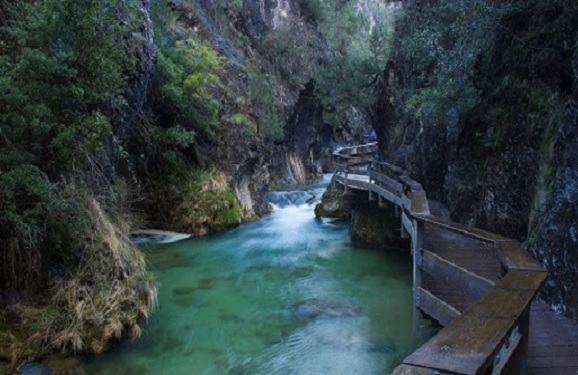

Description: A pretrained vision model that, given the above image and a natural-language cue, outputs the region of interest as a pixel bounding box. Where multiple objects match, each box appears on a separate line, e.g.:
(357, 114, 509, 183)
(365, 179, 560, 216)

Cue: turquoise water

(82, 178, 424, 374)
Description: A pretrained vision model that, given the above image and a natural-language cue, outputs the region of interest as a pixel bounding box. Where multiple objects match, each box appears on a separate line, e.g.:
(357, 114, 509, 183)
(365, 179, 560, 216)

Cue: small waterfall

(266, 173, 333, 208)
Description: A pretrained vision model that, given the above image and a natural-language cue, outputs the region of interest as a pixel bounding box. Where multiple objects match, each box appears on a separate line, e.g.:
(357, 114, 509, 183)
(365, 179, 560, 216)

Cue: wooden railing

(332, 144, 547, 375)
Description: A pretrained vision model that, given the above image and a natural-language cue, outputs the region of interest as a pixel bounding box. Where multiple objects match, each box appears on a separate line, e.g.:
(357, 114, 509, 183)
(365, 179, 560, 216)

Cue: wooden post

(412, 218, 425, 333)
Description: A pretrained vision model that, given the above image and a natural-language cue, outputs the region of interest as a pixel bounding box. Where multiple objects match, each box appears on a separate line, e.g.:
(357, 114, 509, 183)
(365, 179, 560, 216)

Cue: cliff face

(164, 0, 343, 218)
(373, 1, 578, 320)
(528, 97, 578, 318)
(105, 0, 158, 180)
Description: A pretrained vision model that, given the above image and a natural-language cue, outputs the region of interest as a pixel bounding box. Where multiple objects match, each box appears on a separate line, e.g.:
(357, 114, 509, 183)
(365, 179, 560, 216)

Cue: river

(81, 175, 425, 374)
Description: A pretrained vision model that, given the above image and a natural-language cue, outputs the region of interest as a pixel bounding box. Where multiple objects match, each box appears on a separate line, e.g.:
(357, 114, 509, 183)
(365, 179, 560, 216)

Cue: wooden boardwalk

(528, 301, 578, 375)
(332, 143, 578, 375)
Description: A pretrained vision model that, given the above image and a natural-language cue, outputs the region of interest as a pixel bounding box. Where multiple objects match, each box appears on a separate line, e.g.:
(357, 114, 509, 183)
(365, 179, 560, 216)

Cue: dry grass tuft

(19, 196, 157, 359)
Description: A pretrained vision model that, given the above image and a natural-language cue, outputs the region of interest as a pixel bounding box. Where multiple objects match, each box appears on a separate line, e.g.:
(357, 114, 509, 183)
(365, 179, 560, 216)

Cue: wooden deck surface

(528, 301, 578, 375)
(422, 224, 502, 313)
(423, 224, 578, 374)
(334, 152, 578, 374)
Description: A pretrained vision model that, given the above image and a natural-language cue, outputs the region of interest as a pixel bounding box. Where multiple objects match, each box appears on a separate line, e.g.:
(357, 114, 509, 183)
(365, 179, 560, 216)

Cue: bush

(151, 39, 222, 138)
(143, 168, 242, 235)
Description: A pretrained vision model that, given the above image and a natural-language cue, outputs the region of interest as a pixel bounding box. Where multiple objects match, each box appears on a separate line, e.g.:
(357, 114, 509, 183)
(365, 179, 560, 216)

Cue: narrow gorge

(1, 0, 577, 374)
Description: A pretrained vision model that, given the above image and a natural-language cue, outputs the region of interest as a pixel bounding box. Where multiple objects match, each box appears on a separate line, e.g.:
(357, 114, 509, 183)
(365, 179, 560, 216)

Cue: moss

(144, 168, 242, 235)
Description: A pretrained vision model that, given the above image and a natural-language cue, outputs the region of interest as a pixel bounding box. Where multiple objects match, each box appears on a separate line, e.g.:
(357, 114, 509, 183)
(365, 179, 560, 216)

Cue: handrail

(332, 144, 547, 375)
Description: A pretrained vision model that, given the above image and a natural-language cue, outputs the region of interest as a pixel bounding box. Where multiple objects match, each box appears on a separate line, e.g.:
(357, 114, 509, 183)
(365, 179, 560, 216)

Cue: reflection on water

(82, 175, 426, 375)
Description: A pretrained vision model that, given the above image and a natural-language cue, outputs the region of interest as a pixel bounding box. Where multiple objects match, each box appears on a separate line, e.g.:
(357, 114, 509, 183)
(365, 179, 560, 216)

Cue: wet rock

(314, 180, 351, 219)
(20, 363, 51, 375)
(287, 298, 362, 319)
(315, 335, 397, 354)
(173, 296, 195, 308)
(145, 250, 192, 270)
(172, 286, 197, 295)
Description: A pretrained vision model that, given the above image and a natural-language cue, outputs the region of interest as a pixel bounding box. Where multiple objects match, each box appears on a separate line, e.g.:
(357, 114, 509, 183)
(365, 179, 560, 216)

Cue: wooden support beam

(413, 214, 506, 243)
(368, 189, 376, 201)
(370, 184, 403, 206)
(416, 287, 461, 327)
(404, 314, 519, 374)
(345, 178, 370, 190)
(410, 191, 430, 215)
(412, 219, 425, 333)
(404, 270, 546, 374)
(420, 249, 495, 301)
(370, 171, 403, 194)
(402, 211, 414, 240)
(495, 240, 543, 271)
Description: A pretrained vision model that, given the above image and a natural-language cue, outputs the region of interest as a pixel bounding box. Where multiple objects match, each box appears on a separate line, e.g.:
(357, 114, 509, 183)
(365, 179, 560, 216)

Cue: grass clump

(144, 168, 242, 236)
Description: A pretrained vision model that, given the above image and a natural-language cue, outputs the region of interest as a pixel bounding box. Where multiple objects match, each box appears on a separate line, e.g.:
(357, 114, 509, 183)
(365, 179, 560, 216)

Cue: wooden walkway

(332, 143, 578, 375)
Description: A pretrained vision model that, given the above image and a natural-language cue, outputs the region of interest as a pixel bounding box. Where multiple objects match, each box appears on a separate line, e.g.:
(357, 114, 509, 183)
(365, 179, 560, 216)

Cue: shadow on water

(81, 175, 429, 375)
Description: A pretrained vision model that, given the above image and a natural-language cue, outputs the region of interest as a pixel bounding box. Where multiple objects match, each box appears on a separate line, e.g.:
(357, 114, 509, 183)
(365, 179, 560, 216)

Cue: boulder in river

(287, 298, 362, 319)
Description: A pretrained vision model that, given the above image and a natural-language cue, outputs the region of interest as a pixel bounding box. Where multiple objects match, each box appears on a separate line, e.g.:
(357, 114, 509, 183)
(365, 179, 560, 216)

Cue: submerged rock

(19, 363, 51, 375)
(287, 298, 362, 319)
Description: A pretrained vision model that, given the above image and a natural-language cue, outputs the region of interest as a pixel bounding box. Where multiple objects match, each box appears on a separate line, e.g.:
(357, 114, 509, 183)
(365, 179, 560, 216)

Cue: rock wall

(105, 0, 157, 180)
(315, 182, 406, 249)
(373, 2, 578, 320)
(174, 0, 344, 215)
(349, 191, 406, 248)
(528, 98, 578, 319)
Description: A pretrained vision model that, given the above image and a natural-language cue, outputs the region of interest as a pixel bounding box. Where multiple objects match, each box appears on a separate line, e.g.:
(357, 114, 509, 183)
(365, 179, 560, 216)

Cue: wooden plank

(348, 168, 370, 176)
(413, 219, 425, 333)
(527, 369, 578, 375)
(399, 175, 424, 192)
(402, 195, 412, 212)
(370, 170, 403, 193)
(528, 356, 578, 367)
(414, 214, 506, 242)
(345, 178, 370, 190)
(494, 269, 547, 292)
(463, 286, 535, 321)
(495, 240, 544, 271)
(404, 314, 517, 374)
(416, 287, 461, 327)
(492, 331, 524, 375)
(411, 191, 430, 214)
(372, 160, 405, 175)
(420, 249, 495, 301)
(370, 183, 403, 206)
(347, 160, 371, 168)
(402, 211, 414, 240)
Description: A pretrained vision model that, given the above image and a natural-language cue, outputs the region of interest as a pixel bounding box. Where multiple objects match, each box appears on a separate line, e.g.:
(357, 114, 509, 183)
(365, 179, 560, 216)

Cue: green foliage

(399, 0, 496, 122)
(250, 73, 285, 142)
(183, 168, 242, 229)
(227, 113, 258, 134)
(144, 168, 242, 234)
(151, 39, 222, 138)
(0, 0, 138, 175)
(307, 0, 396, 128)
(0, 166, 50, 248)
(0, 0, 150, 300)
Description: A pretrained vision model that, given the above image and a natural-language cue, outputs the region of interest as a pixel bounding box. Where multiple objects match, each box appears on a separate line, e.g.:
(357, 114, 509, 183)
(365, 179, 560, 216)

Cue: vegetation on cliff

(375, 0, 578, 320)
(0, 0, 158, 366)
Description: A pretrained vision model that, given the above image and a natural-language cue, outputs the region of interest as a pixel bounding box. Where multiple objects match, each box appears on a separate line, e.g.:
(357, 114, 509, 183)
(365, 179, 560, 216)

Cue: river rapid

(81, 175, 425, 374)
